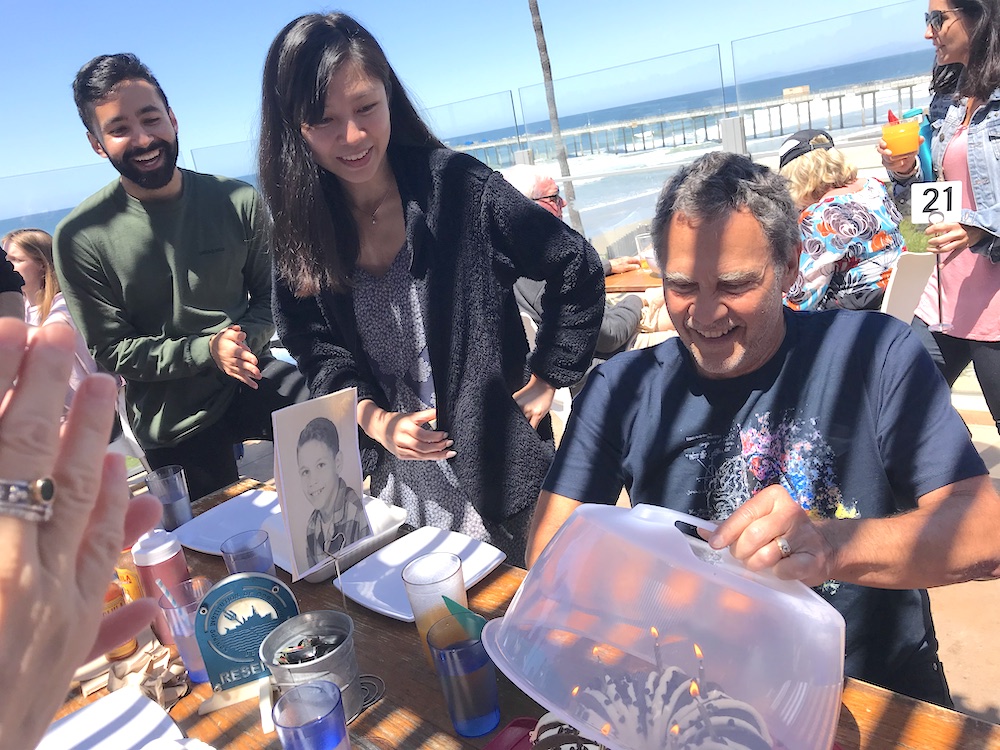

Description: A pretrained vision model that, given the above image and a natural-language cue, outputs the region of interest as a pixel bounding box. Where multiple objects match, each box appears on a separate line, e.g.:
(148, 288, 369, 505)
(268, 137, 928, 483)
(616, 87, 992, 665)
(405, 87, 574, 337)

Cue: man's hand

(706, 484, 837, 587)
(210, 324, 262, 388)
(0, 319, 161, 749)
(513, 374, 556, 429)
(609, 255, 642, 275)
(358, 402, 455, 461)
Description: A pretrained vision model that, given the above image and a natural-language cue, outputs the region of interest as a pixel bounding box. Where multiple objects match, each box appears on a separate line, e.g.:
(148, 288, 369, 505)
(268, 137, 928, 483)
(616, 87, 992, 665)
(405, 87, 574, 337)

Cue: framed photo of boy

(272, 387, 372, 580)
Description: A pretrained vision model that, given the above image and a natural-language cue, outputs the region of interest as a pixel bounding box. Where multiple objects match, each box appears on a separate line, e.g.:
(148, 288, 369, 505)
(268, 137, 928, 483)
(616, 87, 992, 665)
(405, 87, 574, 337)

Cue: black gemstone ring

(0, 477, 56, 522)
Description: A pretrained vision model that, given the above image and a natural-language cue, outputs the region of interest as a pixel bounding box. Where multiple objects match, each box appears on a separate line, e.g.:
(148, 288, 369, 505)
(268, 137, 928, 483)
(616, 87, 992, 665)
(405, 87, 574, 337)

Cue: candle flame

(601, 723, 611, 736)
(650, 626, 659, 639)
(670, 724, 680, 736)
(694, 643, 703, 660)
(571, 685, 580, 697)
(689, 679, 701, 699)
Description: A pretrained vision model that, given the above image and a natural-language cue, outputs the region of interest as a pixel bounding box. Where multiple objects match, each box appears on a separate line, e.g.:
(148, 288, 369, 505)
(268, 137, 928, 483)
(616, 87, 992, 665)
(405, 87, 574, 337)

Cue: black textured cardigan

(274, 146, 604, 522)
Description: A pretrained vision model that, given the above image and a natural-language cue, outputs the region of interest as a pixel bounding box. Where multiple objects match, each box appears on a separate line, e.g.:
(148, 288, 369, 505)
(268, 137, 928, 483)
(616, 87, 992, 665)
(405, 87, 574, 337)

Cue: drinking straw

(156, 578, 196, 638)
(156, 578, 180, 609)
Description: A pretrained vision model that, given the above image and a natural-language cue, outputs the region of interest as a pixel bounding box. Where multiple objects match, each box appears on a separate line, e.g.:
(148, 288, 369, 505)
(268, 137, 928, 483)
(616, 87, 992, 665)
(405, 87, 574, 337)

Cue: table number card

(911, 181, 963, 225)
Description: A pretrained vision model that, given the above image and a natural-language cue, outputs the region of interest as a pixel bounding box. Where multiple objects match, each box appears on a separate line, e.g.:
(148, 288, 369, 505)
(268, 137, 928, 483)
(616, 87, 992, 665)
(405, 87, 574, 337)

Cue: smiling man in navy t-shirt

(527, 152, 1000, 707)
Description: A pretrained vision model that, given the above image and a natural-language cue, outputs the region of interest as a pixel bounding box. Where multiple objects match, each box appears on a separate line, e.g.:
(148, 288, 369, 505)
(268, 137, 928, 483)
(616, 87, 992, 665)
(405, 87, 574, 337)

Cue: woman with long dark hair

(259, 13, 604, 564)
(879, 0, 1000, 434)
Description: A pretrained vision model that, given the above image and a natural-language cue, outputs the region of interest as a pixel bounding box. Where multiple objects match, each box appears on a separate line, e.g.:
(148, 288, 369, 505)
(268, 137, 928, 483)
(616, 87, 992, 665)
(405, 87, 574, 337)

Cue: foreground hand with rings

(0, 318, 161, 749)
(705, 484, 837, 588)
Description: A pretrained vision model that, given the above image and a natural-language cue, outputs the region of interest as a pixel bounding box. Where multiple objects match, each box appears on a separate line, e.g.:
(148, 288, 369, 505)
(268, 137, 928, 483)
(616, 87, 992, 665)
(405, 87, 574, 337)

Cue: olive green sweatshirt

(54, 170, 274, 448)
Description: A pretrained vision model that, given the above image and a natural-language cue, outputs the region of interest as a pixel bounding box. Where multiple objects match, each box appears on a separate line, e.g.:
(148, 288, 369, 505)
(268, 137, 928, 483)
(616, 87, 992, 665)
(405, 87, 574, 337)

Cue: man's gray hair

(651, 152, 800, 267)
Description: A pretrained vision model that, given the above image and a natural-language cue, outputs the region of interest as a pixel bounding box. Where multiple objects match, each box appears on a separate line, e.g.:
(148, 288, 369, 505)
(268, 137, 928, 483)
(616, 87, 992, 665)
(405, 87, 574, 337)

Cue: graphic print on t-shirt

(685, 410, 860, 527)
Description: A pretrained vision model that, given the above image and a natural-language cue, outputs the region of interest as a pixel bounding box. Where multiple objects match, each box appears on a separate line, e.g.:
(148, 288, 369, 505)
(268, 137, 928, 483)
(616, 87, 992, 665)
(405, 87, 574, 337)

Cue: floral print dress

(786, 178, 905, 311)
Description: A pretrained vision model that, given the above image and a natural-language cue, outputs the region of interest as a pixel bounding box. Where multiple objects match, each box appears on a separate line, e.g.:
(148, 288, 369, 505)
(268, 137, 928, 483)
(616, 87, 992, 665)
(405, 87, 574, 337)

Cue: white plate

(330, 526, 506, 621)
(172, 489, 282, 555)
(173, 489, 406, 581)
(38, 687, 184, 750)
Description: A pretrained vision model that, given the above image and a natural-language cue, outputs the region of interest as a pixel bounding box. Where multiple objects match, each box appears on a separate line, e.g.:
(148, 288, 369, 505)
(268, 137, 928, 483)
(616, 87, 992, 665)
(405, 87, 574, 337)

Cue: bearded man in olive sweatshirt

(54, 53, 306, 500)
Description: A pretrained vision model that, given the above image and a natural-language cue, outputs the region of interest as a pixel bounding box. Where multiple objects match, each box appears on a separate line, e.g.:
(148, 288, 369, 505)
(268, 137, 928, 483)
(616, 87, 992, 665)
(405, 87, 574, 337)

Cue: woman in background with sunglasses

(878, 0, 1000, 436)
(258, 14, 604, 566)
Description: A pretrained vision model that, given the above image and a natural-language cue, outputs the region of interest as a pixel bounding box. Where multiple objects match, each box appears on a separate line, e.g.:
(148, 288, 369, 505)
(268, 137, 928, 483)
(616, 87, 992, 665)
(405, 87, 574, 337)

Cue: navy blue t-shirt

(544, 308, 985, 700)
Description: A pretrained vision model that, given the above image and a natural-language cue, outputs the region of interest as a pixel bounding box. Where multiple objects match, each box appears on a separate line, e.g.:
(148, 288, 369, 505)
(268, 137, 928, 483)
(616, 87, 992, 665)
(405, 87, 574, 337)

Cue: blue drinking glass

(427, 611, 501, 738)
(273, 680, 351, 750)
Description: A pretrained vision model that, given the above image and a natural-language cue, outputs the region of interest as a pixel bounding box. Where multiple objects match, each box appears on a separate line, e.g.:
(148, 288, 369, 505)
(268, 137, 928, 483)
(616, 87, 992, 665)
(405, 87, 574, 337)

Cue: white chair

(519, 311, 573, 434)
(880, 252, 937, 323)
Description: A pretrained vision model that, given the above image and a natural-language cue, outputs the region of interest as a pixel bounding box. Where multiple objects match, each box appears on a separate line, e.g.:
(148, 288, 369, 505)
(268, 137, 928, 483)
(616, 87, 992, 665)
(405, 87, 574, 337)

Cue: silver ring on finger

(775, 535, 792, 559)
(0, 477, 56, 522)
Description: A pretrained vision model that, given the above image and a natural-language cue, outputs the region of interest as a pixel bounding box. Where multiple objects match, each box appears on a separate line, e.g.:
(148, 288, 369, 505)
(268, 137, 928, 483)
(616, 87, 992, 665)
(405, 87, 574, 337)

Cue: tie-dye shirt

(545, 309, 984, 699)
(785, 178, 905, 311)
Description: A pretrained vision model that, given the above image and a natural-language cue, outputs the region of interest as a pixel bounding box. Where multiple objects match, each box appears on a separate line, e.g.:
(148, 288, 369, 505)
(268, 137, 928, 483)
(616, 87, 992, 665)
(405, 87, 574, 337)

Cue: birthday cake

(575, 666, 773, 749)
(530, 712, 607, 749)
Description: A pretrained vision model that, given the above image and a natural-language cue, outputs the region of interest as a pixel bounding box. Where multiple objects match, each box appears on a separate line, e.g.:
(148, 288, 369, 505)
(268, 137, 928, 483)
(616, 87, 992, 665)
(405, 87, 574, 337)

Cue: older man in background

(508, 169, 671, 392)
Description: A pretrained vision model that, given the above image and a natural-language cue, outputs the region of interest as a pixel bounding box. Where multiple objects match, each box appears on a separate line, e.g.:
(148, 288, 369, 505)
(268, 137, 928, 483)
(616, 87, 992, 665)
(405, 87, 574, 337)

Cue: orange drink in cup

(402, 552, 467, 667)
(881, 120, 920, 155)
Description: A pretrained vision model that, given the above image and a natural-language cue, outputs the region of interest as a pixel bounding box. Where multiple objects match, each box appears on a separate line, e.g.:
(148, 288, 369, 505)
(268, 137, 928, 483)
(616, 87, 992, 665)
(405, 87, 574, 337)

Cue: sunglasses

(535, 192, 565, 204)
(925, 8, 961, 31)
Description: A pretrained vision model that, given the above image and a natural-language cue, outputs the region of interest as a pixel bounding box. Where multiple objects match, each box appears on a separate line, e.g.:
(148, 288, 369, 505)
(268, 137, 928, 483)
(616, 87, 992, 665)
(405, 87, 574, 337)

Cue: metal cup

(260, 610, 363, 722)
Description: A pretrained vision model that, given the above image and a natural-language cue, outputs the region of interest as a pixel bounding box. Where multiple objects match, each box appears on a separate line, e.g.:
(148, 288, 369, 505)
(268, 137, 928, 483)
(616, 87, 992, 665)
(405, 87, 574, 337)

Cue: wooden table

(604, 268, 662, 293)
(57, 479, 1000, 749)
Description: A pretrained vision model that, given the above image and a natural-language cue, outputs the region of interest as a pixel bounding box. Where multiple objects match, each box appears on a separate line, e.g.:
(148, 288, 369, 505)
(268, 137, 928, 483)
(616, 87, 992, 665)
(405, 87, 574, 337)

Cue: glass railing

(190, 140, 257, 185)
(423, 91, 521, 169)
(517, 45, 727, 161)
(731, 0, 933, 151)
(539, 165, 681, 246)
(0, 154, 190, 237)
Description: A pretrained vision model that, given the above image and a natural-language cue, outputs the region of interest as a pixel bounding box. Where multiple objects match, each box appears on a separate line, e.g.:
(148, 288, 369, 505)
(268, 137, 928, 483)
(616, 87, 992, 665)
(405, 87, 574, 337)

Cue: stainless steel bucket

(259, 610, 362, 721)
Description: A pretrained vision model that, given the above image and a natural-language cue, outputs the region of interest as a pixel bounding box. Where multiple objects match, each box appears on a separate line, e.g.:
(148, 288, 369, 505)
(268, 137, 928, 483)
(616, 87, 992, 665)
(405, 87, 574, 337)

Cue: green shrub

(900, 219, 930, 253)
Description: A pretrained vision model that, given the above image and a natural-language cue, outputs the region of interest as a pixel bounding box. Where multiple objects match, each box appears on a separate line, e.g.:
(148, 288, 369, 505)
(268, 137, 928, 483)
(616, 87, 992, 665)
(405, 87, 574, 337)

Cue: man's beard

(107, 135, 180, 190)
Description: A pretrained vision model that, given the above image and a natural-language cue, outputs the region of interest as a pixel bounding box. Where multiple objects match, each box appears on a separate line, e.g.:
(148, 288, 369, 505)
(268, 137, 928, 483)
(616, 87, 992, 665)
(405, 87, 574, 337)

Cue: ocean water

(443, 49, 932, 146)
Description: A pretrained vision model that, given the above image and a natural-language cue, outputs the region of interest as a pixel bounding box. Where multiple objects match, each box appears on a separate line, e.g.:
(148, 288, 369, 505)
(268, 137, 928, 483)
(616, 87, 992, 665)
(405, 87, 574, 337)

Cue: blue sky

(3, 0, 922, 180)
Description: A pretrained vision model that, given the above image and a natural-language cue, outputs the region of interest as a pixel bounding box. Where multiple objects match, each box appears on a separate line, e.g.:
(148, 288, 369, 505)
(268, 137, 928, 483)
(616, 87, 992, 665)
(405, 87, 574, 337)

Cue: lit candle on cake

(650, 626, 664, 672)
(693, 642, 705, 686)
(689, 679, 719, 741)
(669, 723, 680, 749)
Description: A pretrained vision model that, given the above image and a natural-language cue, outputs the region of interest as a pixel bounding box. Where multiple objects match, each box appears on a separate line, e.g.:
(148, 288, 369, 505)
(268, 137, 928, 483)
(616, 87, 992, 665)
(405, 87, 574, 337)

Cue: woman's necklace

(963, 97, 981, 128)
(354, 183, 394, 226)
